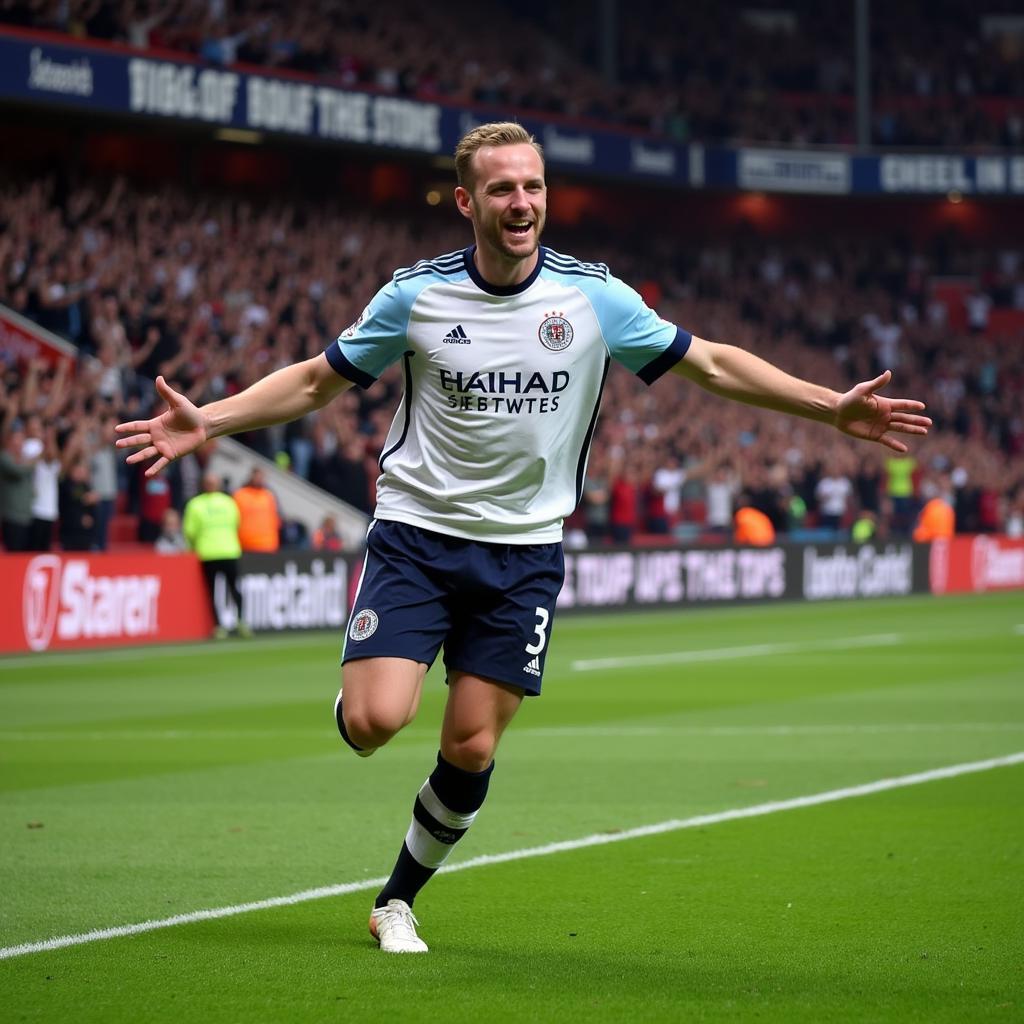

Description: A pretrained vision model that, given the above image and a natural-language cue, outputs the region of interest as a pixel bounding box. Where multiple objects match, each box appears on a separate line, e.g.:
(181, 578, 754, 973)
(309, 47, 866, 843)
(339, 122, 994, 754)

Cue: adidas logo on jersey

(443, 324, 471, 344)
(523, 656, 542, 677)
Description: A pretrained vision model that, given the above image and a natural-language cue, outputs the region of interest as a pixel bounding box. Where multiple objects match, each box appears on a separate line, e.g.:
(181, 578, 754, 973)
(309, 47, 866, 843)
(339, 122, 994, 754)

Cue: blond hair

(454, 122, 545, 190)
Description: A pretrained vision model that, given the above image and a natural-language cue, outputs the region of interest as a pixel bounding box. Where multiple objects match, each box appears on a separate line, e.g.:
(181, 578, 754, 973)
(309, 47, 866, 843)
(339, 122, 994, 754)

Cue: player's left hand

(114, 375, 208, 477)
(834, 370, 931, 452)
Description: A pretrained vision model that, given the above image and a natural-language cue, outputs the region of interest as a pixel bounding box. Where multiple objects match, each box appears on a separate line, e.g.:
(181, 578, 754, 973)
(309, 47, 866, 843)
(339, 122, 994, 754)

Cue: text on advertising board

(1, 552, 212, 653)
(557, 547, 787, 609)
(23, 554, 160, 651)
(228, 556, 348, 631)
(802, 544, 913, 600)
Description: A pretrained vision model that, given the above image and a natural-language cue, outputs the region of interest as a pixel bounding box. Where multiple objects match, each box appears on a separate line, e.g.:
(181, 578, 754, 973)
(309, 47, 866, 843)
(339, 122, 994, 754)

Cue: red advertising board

(0, 552, 213, 654)
(929, 535, 1024, 595)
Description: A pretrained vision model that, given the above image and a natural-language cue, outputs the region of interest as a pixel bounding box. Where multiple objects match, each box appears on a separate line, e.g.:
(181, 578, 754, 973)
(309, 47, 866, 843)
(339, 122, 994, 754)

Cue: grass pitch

(1, 593, 1022, 1022)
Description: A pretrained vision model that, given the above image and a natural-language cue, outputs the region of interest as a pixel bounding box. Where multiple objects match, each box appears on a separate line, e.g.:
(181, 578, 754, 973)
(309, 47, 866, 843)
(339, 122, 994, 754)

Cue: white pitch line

(571, 633, 903, 671)
(2, 750, 1022, 962)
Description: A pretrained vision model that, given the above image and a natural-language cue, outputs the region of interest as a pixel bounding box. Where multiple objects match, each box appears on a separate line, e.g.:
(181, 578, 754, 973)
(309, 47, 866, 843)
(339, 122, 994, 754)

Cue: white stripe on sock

(417, 779, 478, 831)
(404, 818, 455, 870)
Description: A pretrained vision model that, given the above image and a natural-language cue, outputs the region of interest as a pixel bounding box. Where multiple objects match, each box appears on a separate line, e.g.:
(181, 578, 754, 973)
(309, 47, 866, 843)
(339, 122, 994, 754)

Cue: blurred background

(1, 0, 1022, 570)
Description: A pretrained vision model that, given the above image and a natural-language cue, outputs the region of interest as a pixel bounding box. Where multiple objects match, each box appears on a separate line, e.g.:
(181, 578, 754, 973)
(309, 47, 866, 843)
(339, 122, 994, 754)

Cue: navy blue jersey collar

(463, 245, 547, 296)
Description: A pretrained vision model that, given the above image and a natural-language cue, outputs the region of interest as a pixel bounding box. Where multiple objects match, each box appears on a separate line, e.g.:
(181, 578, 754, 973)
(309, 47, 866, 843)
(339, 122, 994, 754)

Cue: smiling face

(455, 143, 547, 285)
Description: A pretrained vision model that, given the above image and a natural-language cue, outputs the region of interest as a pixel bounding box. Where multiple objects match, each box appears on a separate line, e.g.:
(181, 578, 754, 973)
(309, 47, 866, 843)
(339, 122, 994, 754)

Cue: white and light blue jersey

(325, 246, 691, 543)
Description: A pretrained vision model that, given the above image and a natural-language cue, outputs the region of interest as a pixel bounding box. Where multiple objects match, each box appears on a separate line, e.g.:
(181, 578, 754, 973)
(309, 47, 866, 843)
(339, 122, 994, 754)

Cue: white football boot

(369, 899, 429, 953)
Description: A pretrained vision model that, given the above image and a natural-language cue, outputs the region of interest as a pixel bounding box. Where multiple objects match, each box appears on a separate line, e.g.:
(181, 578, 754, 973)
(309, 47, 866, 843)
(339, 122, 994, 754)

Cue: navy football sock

(375, 752, 494, 909)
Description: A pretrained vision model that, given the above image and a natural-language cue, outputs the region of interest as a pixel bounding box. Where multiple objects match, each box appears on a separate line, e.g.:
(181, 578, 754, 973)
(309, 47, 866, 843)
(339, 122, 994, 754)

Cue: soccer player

(115, 121, 931, 953)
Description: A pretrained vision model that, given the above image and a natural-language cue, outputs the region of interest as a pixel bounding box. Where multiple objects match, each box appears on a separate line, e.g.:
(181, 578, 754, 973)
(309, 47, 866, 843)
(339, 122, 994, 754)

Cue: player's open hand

(834, 370, 931, 452)
(114, 376, 208, 477)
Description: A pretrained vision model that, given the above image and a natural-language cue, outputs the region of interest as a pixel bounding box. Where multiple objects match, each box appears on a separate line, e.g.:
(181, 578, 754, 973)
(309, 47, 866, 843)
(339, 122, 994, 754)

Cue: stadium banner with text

(0, 552, 212, 654)
(0, 28, 689, 185)
(6, 28, 1024, 195)
(0, 303, 77, 370)
(928, 535, 1024, 595)
(230, 551, 352, 634)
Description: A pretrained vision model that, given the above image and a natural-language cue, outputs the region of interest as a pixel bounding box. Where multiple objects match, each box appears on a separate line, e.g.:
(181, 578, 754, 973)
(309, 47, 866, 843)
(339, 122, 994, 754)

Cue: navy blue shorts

(343, 519, 564, 696)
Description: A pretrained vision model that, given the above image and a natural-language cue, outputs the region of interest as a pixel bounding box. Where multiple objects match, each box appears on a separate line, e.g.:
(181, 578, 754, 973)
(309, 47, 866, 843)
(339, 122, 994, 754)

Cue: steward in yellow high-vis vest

(183, 487, 241, 561)
(183, 473, 247, 639)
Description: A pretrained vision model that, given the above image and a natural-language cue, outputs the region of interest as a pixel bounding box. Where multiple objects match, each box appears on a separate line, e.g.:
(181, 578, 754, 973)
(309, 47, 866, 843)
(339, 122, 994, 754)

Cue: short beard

(486, 218, 544, 263)
(497, 235, 538, 260)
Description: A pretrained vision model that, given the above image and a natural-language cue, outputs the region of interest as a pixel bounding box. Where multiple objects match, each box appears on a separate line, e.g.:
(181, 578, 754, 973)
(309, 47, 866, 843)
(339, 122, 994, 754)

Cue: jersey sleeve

(323, 279, 412, 388)
(587, 272, 692, 384)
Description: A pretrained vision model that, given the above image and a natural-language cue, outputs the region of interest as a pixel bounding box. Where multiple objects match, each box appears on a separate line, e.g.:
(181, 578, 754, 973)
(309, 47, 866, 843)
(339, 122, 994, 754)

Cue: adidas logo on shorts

(443, 324, 471, 344)
(523, 656, 541, 677)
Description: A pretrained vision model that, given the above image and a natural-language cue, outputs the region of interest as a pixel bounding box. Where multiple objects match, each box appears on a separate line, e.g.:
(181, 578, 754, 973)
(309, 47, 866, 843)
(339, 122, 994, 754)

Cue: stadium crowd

(2, 0, 1024, 147)
(1, 169, 1022, 553)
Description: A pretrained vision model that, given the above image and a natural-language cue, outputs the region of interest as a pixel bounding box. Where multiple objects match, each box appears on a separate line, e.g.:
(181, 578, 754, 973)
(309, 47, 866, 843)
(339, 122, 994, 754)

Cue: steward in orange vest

(733, 505, 776, 546)
(912, 497, 954, 542)
(233, 468, 281, 552)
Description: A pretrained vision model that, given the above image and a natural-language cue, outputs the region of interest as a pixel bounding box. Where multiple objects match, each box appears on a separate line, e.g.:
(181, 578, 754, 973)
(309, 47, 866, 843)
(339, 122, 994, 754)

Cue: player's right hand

(114, 375, 208, 477)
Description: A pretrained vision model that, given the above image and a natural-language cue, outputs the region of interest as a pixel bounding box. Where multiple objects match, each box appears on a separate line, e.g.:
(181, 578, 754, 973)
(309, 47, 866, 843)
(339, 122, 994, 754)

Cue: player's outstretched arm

(672, 337, 931, 452)
(115, 353, 352, 476)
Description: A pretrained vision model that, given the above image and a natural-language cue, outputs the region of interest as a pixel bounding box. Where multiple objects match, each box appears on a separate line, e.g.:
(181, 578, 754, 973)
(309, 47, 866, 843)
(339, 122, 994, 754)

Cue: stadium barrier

(928, 535, 1024, 595)
(2, 551, 212, 653)
(556, 540, 931, 612)
(5, 539, 1016, 653)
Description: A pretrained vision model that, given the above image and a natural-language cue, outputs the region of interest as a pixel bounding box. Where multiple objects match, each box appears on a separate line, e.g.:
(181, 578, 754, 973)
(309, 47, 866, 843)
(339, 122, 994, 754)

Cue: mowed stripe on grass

(2, 751, 1022, 962)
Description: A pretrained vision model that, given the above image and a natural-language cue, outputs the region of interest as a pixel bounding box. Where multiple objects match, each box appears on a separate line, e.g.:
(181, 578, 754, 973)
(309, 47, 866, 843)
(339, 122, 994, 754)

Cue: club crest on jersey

(349, 608, 378, 641)
(538, 312, 573, 352)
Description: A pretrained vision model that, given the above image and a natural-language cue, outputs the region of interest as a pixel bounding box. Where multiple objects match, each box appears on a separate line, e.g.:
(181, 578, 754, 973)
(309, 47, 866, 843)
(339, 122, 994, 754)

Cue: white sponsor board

(738, 149, 850, 194)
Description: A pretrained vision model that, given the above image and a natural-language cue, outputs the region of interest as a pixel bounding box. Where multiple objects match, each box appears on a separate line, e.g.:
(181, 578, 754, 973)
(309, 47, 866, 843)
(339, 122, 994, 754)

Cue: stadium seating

(1, 168, 1021, 550)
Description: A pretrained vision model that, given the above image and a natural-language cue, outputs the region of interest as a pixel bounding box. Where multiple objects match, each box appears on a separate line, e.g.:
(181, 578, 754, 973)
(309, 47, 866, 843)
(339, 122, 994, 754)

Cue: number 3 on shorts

(525, 607, 550, 656)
